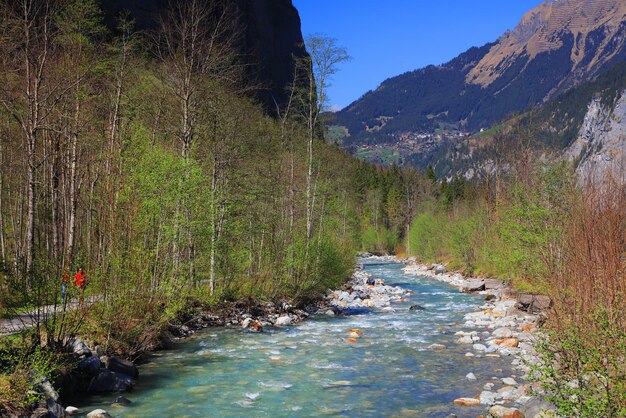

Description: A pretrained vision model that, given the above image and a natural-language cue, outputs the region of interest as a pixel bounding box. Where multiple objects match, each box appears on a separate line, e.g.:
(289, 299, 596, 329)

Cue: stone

(516, 294, 552, 314)
(241, 317, 253, 328)
(78, 356, 102, 376)
(428, 343, 447, 350)
(65, 406, 80, 415)
(485, 294, 497, 301)
(484, 279, 505, 289)
(105, 356, 139, 379)
(492, 328, 514, 338)
(498, 338, 519, 348)
(86, 409, 112, 418)
(465, 352, 474, 357)
(434, 264, 447, 275)
(457, 335, 473, 344)
(71, 338, 91, 357)
(461, 279, 485, 292)
(479, 390, 496, 405)
(489, 405, 525, 418)
(88, 370, 134, 393)
(325, 309, 335, 316)
(521, 397, 557, 418)
(466, 372, 477, 380)
(274, 315, 292, 326)
(453, 397, 480, 406)
(502, 377, 518, 386)
(113, 396, 132, 405)
(409, 304, 426, 311)
(473, 343, 487, 351)
(366, 277, 376, 285)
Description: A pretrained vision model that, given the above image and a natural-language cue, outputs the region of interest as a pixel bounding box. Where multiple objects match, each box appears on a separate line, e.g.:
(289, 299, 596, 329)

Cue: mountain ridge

(333, 0, 626, 157)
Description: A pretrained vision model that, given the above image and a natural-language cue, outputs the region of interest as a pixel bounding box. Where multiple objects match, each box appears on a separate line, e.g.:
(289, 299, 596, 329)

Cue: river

(77, 258, 521, 417)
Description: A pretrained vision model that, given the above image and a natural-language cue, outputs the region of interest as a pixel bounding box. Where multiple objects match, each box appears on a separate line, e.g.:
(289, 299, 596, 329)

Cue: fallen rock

(86, 410, 112, 418)
(453, 397, 480, 406)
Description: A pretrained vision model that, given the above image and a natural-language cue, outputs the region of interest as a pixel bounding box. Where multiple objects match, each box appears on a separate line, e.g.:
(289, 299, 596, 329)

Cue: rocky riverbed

(402, 259, 556, 418)
(46, 256, 558, 418)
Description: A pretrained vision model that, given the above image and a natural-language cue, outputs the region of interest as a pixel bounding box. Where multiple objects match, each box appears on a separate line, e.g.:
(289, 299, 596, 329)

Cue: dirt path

(0, 296, 99, 337)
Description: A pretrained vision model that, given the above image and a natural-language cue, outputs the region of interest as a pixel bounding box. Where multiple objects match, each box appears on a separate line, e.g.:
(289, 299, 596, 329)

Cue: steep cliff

(565, 90, 626, 185)
(100, 0, 309, 114)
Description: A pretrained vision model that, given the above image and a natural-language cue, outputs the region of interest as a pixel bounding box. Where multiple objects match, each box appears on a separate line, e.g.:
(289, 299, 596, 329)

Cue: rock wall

(565, 90, 626, 185)
(100, 0, 309, 114)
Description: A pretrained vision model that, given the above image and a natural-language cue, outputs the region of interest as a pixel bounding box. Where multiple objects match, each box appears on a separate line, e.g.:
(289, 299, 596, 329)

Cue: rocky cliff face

(100, 0, 309, 114)
(565, 90, 626, 185)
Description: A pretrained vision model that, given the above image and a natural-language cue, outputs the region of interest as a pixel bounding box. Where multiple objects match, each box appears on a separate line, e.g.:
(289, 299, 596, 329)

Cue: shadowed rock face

(100, 0, 309, 114)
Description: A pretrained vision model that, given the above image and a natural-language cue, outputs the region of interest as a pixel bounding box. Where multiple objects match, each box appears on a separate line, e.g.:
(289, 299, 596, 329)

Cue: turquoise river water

(77, 259, 519, 417)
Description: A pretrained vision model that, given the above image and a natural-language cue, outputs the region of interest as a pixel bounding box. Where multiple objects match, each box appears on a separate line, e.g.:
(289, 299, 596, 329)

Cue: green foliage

(529, 309, 626, 418)
(0, 343, 62, 413)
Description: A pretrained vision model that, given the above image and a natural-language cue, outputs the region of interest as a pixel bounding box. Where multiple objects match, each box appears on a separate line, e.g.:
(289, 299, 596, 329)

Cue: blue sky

(293, 0, 543, 110)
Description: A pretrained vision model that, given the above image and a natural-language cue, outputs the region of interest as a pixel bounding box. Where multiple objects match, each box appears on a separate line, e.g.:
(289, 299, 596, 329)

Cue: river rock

(104, 356, 139, 379)
(498, 338, 519, 348)
(409, 304, 425, 311)
(86, 409, 112, 418)
(460, 280, 485, 293)
(466, 372, 477, 380)
(275, 316, 292, 326)
(489, 405, 525, 418)
(457, 335, 473, 344)
(88, 370, 134, 393)
(428, 343, 446, 350)
(516, 294, 552, 314)
(366, 277, 376, 285)
(434, 264, 447, 274)
(241, 317, 253, 328)
(78, 356, 102, 376)
(473, 343, 487, 351)
(521, 397, 557, 417)
(453, 397, 480, 406)
(65, 406, 80, 415)
(113, 396, 132, 405)
(492, 328, 514, 338)
(325, 309, 335, 316)
(484, 279, 505, 289)
(502, 377, 518, 386)
(479, 390, 496, 405)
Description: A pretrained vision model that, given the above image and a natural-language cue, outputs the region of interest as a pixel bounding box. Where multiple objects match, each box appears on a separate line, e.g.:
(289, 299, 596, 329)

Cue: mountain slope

(334, 0, 626, 149)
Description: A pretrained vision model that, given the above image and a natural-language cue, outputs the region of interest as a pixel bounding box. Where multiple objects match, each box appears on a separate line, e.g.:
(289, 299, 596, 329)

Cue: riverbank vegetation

(399, 138, 626, 415)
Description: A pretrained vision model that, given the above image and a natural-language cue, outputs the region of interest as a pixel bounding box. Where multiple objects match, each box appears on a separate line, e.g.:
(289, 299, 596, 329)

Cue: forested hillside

(0, 2, 434, 412)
